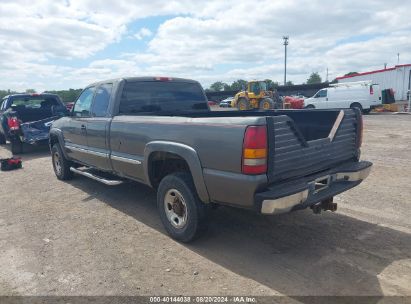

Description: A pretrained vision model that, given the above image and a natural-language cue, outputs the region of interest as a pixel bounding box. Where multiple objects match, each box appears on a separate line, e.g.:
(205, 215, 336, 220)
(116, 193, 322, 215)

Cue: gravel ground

(0, 114, 410, 298)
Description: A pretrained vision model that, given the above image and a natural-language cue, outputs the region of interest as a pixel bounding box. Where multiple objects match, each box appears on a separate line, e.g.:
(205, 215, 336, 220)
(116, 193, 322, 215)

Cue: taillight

(242, 126, 267, 175)
(370, 85, 374, 95)
(7, 117, 20, 131)
(154, 77, 172, 81)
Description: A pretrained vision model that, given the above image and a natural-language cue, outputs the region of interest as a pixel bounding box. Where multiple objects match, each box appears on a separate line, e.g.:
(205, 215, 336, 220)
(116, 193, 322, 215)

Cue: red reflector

(154, 77, 172, 81)
(370, 85, 374, 95)
(243, 164, 267, 174)
(7, 117, 20, 131)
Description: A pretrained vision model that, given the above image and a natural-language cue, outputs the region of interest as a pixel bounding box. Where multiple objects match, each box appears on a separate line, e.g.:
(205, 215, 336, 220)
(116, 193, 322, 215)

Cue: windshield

(119, 81, 208, 114)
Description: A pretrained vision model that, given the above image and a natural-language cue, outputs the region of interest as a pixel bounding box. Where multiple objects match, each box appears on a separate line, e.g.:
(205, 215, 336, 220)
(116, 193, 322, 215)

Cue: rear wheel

(259, 98, 275, 110)
(350, 102, 363, 112)
(237, 98, 251, 110)
(10, 138, 23, 154)
(51, 144, 73, 180)
(157, 172, 209, 242)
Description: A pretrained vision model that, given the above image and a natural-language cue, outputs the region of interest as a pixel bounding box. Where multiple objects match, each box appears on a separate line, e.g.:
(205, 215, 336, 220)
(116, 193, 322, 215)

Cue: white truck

(304, 81, 382, 113)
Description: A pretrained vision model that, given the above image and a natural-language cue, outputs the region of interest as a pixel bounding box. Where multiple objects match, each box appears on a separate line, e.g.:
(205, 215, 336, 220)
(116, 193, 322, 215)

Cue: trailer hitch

(311, 197, 337, 214)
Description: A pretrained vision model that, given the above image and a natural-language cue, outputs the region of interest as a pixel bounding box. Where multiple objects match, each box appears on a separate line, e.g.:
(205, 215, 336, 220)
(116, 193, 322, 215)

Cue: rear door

(84, 83, 113, 171)
(64, 87, 95, 163)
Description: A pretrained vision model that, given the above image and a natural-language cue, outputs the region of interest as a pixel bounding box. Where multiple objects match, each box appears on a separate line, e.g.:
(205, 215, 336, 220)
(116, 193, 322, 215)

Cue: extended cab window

(73, 87, 95, 117)
(315, 89, 327, 98)
(119, 81, 208, 114)
(92, 83, 112, 117)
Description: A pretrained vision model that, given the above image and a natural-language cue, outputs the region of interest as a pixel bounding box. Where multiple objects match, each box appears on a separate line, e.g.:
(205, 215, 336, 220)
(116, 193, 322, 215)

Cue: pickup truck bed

(50, 77, 372, 242)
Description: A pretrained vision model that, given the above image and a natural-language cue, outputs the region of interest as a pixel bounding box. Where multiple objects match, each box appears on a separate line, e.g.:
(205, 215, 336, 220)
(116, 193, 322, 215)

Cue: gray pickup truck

(50, 77, 372, 242)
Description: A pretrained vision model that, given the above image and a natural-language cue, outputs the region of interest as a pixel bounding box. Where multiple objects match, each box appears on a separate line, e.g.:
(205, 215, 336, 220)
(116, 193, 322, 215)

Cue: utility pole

(326, 67, 329, 82)
(397, 53, 400, 65)
(283, 36, 289, 85)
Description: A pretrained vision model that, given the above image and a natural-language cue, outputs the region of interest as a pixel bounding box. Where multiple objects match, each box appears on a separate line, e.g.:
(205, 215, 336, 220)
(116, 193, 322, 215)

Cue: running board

(70, 167, 124, 186)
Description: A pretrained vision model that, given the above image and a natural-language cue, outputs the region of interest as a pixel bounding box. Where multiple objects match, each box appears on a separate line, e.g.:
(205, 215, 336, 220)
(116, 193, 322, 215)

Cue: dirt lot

(0, 114, 410, 298)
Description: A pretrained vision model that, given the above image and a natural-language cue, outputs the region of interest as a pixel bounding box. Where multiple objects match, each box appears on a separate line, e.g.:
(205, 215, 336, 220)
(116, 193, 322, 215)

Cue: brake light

(370, 85, 374, 95)
(154, 77, 172, 81)
(7, 117, 20, 131)
(242, 126, 267, 175)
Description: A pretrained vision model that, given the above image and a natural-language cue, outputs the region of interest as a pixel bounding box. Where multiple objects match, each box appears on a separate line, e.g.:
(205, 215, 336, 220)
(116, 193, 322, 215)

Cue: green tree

(307, 72, 322, 84)
(209, 81, 226, 92)
(264, 79, 279, 90)
(230, 79, 247, 91)
(286, 81, 294, 86)
(344, 72, 358, 77)
(25, 88, 36, 93)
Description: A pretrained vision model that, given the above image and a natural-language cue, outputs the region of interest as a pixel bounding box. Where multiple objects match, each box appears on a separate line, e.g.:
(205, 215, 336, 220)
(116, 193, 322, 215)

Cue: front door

(64, 86, 95, 163)
(84, 83, 113, 171)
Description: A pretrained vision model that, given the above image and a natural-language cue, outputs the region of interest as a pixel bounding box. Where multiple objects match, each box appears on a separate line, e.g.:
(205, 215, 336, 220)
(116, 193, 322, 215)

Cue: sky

(0, 0, 410, 92)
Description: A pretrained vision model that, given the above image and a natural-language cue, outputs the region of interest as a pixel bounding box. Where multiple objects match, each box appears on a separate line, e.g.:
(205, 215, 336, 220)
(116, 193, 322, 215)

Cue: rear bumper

(255, 161, 372, 215)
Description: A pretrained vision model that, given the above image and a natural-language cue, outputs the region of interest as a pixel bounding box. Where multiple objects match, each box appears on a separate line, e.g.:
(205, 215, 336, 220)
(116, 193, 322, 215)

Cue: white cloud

(0, 0, 410, 90)
(134, 27, 153, 40)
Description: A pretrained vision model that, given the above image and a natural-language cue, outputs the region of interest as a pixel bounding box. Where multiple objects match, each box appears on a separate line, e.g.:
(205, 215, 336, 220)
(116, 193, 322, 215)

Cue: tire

(237, 98, 251, 111)
(51, 144, 73, 180)
(305, 104, 315, 109)
(363, 109, 371, 114)
(11, 138, 23, 154)
(259, 98, 275, 110)
(157, 172, 209, 242)
(0, 132, 6, 145)
(350, 102, 363, 112)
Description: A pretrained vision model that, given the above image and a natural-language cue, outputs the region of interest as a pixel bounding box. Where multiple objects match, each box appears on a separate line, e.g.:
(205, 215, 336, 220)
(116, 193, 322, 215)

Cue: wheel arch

(144, 141, 210, 203)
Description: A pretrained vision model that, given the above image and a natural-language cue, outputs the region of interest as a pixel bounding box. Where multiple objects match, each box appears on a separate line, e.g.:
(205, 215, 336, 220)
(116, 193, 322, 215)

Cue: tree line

(0, 88, 83, 103)
(206, 72, 325, 92)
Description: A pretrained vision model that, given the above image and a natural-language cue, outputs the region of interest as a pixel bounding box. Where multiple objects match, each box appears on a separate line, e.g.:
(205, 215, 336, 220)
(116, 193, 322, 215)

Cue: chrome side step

(70, 167, 124, 186)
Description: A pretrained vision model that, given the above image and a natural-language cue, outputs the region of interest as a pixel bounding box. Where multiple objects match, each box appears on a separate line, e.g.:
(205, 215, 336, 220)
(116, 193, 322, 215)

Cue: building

(336, 64, 411, 101)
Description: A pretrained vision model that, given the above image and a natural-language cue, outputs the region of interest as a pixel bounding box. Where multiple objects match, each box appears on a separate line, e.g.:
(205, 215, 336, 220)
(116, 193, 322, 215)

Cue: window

(10, 96, 59, 108)
(92, 83, 112, 117)
(119, 81, 207, 115)
(73, 87, 95, 117)
(315, 89, 327, 98)
(0, 98, 7, 111)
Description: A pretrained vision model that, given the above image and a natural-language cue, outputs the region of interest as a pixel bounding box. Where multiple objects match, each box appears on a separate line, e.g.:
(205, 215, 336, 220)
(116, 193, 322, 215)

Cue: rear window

(119, 81, 208, 114)
(10, 96, 59, 109)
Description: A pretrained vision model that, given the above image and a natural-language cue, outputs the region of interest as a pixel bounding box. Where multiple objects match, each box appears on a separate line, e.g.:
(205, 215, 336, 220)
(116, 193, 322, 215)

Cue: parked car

(219, 97, 234, 107)
(0, 93, 67, 154)
(49, 76, 372, 242)
(304, 81, 381, 113)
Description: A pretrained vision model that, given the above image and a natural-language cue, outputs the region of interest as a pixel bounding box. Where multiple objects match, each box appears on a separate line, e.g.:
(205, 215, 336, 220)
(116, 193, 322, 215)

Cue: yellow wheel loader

(231, 80, 280, 110)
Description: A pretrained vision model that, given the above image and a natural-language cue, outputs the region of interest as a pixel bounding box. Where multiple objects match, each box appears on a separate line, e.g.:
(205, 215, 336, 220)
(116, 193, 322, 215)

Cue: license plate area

(313, 175, 331, 193)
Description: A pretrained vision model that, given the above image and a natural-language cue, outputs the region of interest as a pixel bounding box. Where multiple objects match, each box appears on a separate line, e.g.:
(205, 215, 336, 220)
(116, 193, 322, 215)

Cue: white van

(304, 81, 382, 113)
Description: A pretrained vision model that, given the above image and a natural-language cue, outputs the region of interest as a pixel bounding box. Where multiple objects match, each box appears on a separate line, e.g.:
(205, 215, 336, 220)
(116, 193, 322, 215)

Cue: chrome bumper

(260, 163, 372, 215)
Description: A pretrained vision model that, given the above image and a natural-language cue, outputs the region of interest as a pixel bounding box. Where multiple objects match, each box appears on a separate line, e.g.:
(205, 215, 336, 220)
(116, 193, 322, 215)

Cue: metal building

(336, 64, 411, 101)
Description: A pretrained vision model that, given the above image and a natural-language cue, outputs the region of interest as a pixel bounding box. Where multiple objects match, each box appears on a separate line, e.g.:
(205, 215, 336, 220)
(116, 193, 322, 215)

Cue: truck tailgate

(267, 109, 360, 182)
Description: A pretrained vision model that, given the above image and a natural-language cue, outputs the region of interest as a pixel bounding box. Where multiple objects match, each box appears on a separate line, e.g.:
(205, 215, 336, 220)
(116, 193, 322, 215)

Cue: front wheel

(157, 172, 209, 242)
(237, 98, 251, 111)
(305, 104, 315, 109)
(51, 144, 73, 180)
